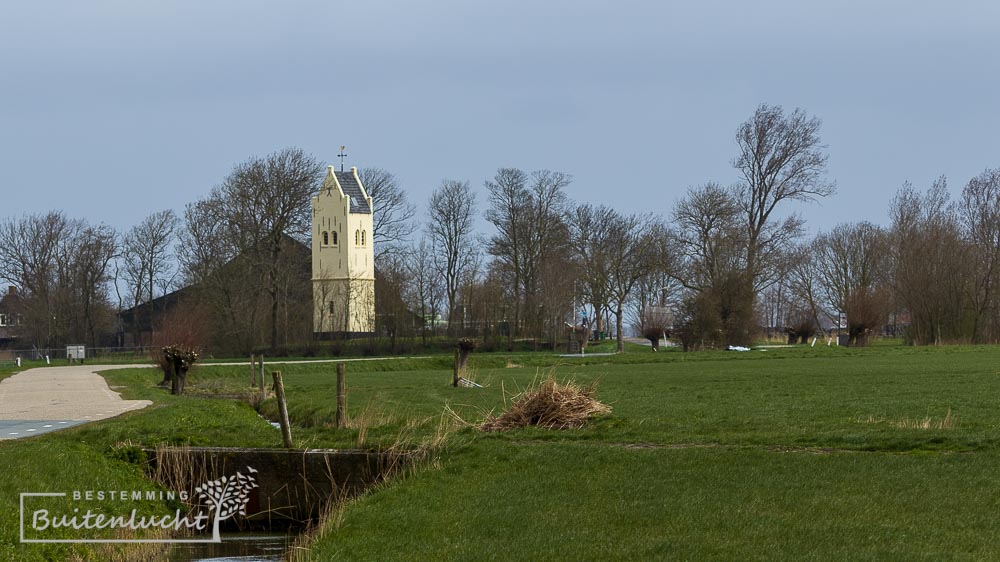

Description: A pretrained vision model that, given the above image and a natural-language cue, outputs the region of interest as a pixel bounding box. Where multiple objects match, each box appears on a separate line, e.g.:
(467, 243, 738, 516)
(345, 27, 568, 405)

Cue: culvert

(144, 446, 409, 530)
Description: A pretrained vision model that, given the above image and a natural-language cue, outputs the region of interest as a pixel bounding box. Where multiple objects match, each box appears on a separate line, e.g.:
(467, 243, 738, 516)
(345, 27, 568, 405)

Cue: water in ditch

(167, 533, 295, 561)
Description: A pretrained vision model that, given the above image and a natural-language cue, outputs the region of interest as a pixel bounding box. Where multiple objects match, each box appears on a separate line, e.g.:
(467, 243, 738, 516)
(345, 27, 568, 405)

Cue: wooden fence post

(336, 363, 346, 429)
(453, 349, 459, 387)
(250, 353, 256, 387)
(272, 371, 293, 448)
(260, 354, 265, 387)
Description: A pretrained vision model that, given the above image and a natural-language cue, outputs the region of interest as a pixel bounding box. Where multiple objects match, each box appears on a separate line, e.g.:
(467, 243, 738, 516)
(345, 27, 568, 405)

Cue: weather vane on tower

(338, 145, 348, 172)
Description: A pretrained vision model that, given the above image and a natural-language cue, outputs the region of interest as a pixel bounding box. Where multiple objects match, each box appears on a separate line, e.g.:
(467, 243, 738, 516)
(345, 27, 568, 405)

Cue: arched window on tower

(361, 230, 366, 246)
(332, 231, 338, 245)
(322, 232, 329, 246)
(355, 230, 360, 245)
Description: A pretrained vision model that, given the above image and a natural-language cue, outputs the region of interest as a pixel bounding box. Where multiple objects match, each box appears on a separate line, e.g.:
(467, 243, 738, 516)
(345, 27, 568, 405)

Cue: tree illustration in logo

(194, 466, 259, 542)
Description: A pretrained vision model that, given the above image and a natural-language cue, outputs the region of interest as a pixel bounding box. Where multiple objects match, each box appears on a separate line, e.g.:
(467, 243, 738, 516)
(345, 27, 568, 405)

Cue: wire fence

(0, 347, 154, 362)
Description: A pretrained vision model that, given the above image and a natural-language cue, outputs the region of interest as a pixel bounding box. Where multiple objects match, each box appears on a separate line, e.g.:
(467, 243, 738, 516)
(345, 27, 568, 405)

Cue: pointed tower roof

(321, 166, 372, 214)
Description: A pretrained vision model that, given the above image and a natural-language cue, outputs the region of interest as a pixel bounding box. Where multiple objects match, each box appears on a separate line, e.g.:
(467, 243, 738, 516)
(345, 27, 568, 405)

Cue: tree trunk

(616, 308, 624, 353)
(171, 363, 187, 395)
(458, 348, 471, 375)
(270, 289, 279, 351)
(420, 302, 427, 346)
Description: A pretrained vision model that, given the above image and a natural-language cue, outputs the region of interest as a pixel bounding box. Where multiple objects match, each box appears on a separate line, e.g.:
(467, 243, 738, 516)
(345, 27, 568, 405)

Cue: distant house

(118, 235, 311, 350)
(117, 284, 199, 348)
(0, 286, 21, 348)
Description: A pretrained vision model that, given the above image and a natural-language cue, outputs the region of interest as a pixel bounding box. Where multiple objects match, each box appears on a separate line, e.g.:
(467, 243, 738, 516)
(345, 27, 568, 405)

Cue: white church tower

(312, 166, 375, 336)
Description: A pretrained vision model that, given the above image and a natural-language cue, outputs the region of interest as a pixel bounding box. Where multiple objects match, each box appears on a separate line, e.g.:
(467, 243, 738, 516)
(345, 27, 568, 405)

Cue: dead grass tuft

(857, 408, 958, 430)
(480, 374, 611, 432)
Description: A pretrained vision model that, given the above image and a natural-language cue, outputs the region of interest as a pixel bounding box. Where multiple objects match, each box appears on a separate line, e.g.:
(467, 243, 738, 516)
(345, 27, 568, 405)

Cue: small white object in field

(727, 346, 750, 352)
(811, 337, 817, 347)
(457, 377, 483, 388)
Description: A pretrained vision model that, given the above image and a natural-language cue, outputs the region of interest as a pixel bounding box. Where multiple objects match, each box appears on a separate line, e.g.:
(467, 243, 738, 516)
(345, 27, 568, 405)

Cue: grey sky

(2, 1, 998, 236)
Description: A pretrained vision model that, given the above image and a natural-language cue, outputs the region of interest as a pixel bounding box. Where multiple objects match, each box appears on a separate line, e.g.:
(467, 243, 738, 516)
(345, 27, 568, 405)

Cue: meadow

(2, 342, 1000, 560)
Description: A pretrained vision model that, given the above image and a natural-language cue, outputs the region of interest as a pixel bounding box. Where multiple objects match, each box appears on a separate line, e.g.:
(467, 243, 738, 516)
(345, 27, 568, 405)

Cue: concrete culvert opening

(144, 446, 409, 531)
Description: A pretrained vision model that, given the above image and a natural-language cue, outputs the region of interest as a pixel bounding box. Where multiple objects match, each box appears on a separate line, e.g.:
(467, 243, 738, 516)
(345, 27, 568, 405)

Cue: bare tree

(200, 148, 323, 350)
(671, 183, 745, 292)
(960, 169, 1000, 342)
(485, 168, 529, 343)
(461, 262, 509, 349)
(890, 178, 969, 345)
(734, 104, 834, 288)
(601, 210, 662, 352)
(723, 104, 835, 343)
(0, 213, 120, 348)
(485, 168, 572, 344)
(427, 180, 477, 336)
(0, 212, 75, 347)
(120, 210, 179, 345)
(812, 222, 889, 346)
(406, 237, 442, 344)
(671, 184, 752, 346)
(72, 224, 118, 347)
(569, 204, 615, 338)
(636, 306, 672, 351)
(783, 243, 828, 341)
(358, 167, 416, 262)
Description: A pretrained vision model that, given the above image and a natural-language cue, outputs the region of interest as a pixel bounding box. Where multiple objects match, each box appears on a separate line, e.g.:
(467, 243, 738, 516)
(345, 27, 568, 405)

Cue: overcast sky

(2, 1, 998, 236)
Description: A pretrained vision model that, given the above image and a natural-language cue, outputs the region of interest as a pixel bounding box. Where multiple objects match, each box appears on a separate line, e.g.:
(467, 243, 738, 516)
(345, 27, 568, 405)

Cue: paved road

(0, 364, 152, 440)
(0, 357, 436, 440)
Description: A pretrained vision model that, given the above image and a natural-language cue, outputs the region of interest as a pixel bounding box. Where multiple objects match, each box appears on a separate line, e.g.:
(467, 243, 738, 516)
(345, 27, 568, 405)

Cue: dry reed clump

(857, 408, 958, 430)
(480, 376, 611, 432)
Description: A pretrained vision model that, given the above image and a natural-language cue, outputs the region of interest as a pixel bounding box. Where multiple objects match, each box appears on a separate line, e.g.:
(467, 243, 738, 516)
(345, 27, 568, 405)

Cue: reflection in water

(168, 533, 294, 562)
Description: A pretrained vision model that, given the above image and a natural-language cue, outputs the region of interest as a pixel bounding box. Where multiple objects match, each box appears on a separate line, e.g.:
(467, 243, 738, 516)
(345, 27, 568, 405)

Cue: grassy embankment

(4, 342, 1000, 559)
(260, 343, 1000, 560)
(0, 363, 278, 561)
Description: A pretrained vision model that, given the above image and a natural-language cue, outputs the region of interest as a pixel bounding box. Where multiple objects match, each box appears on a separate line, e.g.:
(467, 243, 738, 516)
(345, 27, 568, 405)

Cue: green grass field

(3, 343, 1000, 560)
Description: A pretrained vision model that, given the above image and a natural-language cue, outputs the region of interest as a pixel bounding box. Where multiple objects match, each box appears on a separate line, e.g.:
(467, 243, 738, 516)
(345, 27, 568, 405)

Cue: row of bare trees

(394, 165, 672, 353)
(1, 105, 996, 354)
(756, 172, 1000, 347)
(413, 104, 997, 350)
(0, 212, 117, 348)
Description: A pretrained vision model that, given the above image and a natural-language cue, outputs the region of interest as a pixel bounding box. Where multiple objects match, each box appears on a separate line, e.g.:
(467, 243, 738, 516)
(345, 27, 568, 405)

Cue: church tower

(312, 166, 375, 336)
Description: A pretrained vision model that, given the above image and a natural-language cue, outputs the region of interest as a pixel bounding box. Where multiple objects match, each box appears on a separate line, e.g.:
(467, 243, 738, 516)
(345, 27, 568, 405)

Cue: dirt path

(0, 364, 152, 439)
